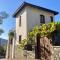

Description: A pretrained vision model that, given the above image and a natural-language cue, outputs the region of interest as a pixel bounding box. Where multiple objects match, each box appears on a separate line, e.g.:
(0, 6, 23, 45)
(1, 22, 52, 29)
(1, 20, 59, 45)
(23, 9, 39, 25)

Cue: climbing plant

(19, 22, 57, 49)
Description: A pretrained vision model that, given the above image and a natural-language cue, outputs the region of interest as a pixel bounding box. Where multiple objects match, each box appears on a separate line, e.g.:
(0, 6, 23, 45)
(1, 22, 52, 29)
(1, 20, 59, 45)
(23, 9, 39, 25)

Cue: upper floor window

(50, 16, 53, 22)
(19, 16, 21, 26)
(19, 35, 21, 44)
(40, 15, 45, 24)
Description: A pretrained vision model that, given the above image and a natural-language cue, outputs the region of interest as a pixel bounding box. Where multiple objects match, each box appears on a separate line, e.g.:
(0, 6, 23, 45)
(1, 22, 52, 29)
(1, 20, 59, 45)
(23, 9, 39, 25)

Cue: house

(5, 2, 59, 59)
(13, 2, 58, 45)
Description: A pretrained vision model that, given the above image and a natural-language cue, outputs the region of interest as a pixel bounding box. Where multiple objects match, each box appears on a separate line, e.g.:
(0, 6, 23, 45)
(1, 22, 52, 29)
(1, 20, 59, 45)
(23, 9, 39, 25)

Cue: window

(50, 16, 53, 22)
(19, 35, 21, 43)
(19, 16, 21, 26)
(40, 15, 45, 24)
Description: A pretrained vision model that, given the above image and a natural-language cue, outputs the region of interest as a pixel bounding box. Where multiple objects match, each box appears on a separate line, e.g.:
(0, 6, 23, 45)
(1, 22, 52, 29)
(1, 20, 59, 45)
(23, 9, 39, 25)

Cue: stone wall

(15, 46, 35, 59)
(15, 46, 60, 60)
(53, 46, 60, 60)
(23, 50, 35, 59)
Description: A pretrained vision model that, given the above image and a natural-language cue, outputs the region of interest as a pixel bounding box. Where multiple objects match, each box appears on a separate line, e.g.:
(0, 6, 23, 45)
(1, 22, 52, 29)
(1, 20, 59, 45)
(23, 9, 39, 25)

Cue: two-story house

(13, 2, 58, 45)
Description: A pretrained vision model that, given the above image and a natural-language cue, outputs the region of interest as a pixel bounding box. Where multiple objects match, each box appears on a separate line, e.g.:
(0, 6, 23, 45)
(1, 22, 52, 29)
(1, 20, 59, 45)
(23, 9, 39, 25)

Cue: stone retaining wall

(15, 46, 60, 60)
(25, 46, 60, 60)
(53, 46, 60, 60)
(23, 50, 35, 59)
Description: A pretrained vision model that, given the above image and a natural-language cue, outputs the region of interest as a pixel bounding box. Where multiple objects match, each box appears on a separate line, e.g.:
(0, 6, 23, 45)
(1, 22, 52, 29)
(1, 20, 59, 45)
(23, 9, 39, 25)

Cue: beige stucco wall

(16, 6, 55, 44)
(26, 6, 54, 32)
(16, 8, 27, 45)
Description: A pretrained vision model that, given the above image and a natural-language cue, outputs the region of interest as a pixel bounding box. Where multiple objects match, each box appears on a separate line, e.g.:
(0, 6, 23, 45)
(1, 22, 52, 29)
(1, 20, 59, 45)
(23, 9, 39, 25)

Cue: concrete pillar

(6, 40, 10, 59)
(12, 38, 15, 58)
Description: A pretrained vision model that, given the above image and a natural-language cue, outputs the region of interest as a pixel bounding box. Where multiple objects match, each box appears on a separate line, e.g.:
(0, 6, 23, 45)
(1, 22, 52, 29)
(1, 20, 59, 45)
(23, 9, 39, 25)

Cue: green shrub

(0, 46, 6, 56)
(19, 22, 60, 49)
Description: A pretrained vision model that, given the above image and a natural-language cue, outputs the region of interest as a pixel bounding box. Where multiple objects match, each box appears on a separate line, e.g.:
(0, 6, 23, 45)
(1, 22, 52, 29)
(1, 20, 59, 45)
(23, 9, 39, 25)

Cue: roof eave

(13, 2, 59, 17)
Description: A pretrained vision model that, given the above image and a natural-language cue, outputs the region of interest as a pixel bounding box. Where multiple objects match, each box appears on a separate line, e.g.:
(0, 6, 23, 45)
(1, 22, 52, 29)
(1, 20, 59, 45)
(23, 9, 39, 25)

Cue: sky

(0, 0, 60, 40)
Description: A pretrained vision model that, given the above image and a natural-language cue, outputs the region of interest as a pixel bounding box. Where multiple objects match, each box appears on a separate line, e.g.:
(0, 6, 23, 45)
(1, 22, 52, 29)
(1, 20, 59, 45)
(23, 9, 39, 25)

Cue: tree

(0, 29, 4, 35)
(8, 31, 14, 44)
(19, 22, 60, 59)
(19, 22, 56, 59)
(0, 46, 6, 56)
(0, 11, 8, 57)
(0, 11, 8, 35)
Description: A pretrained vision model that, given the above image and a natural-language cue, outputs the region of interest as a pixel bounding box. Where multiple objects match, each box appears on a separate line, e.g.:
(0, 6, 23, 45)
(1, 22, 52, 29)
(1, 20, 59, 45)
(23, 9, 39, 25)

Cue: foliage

(0, 46, 6, 56)
(28, 26, 39, 44)
(0, 12, 8, 35)
(19, 39, 28, 49)
(3, 44, 7, 51)
(0, 11, 8, 24)
(55, 22, 60, 32)
(0, 29, 4, 35)
(19, 22, 60, 49)
(8, 31, 14, 39)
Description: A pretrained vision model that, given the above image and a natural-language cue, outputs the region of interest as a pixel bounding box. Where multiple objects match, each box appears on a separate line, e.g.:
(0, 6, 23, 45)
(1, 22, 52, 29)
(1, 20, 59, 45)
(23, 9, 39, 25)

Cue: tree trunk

(40, 37, 53, 60)
(35, 33, 40, 59)
(35, 34, 53, 60)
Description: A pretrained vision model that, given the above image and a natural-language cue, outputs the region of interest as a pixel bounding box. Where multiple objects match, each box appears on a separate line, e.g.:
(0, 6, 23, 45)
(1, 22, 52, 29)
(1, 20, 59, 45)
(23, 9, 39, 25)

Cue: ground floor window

(19, 35, 21, 44)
